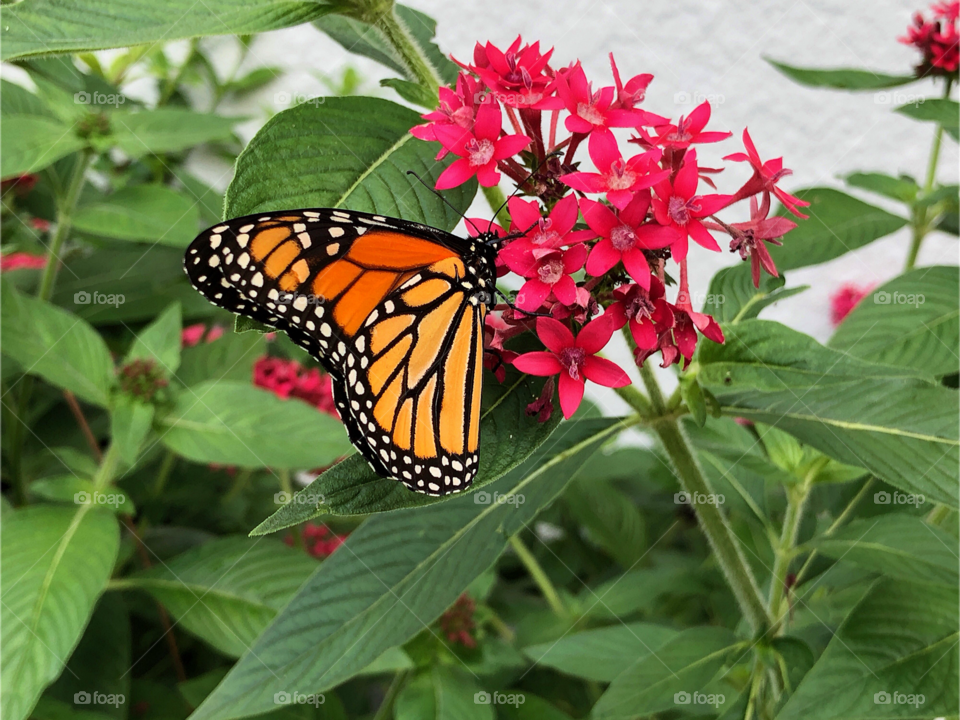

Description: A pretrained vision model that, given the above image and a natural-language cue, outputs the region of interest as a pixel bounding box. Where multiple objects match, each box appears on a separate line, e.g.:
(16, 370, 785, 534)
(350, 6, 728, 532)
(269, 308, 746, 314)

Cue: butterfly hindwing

(184, 208, 491, 495)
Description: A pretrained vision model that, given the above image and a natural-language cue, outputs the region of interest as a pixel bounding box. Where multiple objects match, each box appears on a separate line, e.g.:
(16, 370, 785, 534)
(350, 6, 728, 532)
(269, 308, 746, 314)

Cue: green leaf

(770, 188, 907, 271)
(223, 67, 282, 96)
(563, 477, 646, 567)
(0, 116, 85, 177)
(1, 0, 335, 61)
(225, 96, 476, 231)
(808, 515, 959, 587)
(766, 59, 918, 90)
(523, 623, 678, 682)
(314, 5, 459, 85)
(109, 109, 241, 156)
(829, 266, 959, 377)
(845, 172, 919, 204)
(680, 371, 707, 427)
(189, 418, 622, 720)
(1, 79, 56, 118)
(1, 505, 120, 720)
(177, 328, 265, 387)
(28, 476, 134, 515)
(121, 537, 318, 658)
(579, 565, 705, 621)
(233, 316, 273, 335)
(46, 594, 131, 720)
(699, 320, 959, 508)
(381, 77, 439, 109)
(158, 380, 352, 469)
(73, 185, 200, 247)
(896, 98, 960, 141)
(593, 627, 741, 719)
(178, 172, 226, 226)
(251, 370, 566, 530)
(125, 301, 183, 376)
(703, 263, 808, 324)
(777, 579, 958, 720)
(397, 666, 493, 720)
(1, 283, 114, 407)
(110, 396, 155, 466)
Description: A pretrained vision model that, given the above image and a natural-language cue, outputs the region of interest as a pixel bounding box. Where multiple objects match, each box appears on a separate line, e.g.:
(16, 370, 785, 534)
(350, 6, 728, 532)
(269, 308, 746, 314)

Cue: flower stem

(640, 360, 771, 635)
(906, 77, 953, 270)
(372, 670, 408, 720)
(508, 534, 568, 618)
(374, 8, 441, 94)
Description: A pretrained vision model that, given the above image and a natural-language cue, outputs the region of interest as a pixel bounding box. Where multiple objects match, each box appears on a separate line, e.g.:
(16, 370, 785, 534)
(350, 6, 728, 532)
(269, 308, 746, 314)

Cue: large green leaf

(73, 185, 200, 247)
(314, 5, 459, 86)
(124, 302, 183, 376)
(829, 266, 959, 377)
(252, 370, 563, 530)
(777, 579, 958, 720)
(1, 80, 55, 118)
(118, 537, 318, 658)
(109, 110, 241, 157)
(703, 262, 808, 324)
(110, 395, 154, 466)
(1, 505, 120, 720)
(189, 417, 623, 720)
(0, 116, 85, 177)
(1, 283, 114, 407)
(592, 627, 741, 719)
(225, 96, 476, 231)
(807, 515, 958, 587)
(766, 59, 918, 90)
(896, 98, 960, 141)
(158, 380, 352, 469)
(563, 477, 646, 567)
(176, 328, 265, 387)
(1, 0, 334, 61)
(769, 189, 907, 271)
(844, 172, 919, 204)
(699, 320, 959, 508)
(523, 623, 678, 682)
(393, 666, 493, 720)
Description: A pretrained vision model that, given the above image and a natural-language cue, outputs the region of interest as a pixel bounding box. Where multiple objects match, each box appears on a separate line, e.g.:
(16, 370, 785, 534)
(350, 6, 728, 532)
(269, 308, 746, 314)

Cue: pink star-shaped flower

(499, 240, 587, 312)
(724, 129, 810, 218)
(555, 62, 665, 136)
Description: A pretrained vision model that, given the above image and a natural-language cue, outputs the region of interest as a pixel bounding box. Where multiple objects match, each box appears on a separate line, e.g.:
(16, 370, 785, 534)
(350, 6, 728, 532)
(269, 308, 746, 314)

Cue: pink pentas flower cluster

(900, 1, 959, 75)
(253, 356, 338, 418)
(411, 38, 805, 420)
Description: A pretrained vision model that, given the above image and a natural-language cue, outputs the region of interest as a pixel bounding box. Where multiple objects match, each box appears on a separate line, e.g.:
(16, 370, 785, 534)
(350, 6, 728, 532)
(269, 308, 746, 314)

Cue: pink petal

(513, 351, 562, 376)
(536, 316, 575, 354)
(473, 97, 502, 140)
(516, 279, 552, 311)
(620, 191, 652, 226)
(686, 101, 711, 134)
(435, 158, 476, 190)
(723, 152, 751, 163)
(583, 355, 631, 388)
(621, 249, 652, 290)
(562, 242, 588, 272)
(508, 197, 542, 233)
(634, 222, 679, 249)
(742, 128, 761, 167)
(585, 238, 620, 277)
(560, 171, 605, 194)
(494, 133, 533, 159)
(674, 153, 699, 198)
(587, 129, 622, 172)
(579, 198, 619, 236)
(696, 193, 734, 216)
(558, 371, 585, 419)
(630, 317, 658, 349)
(606, 189, 635, 211)
(565, 115, 594, 134)
(576, 314, 616, 354)
(550, 194, 579, 235)
(475, 162, 501, 187)
(432, 124, 472, 156)
(671, 232, 690, 263)
(687, 220, 721, 251)
(551, 275, 578, 305)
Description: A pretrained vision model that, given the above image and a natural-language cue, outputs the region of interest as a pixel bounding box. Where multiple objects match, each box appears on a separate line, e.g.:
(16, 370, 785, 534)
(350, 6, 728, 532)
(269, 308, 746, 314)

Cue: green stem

(158, 38, 198, 106)
(9, 150, 93, 505)
(151, 451, 177, 499)
(481, 184, 512, 230)
(638, 360, 668, 415)
(906, 77, 953, 270)
(374, 8, 441, 94)
(372, 670, 408, 720)
(93, 444, 122, 491)
(508, 534, 568, 618)
(613, 384, 653, 416)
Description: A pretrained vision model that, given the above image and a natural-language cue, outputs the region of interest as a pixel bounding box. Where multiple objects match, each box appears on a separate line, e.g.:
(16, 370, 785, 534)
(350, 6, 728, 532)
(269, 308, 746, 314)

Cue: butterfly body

(184, 208, 501, 495)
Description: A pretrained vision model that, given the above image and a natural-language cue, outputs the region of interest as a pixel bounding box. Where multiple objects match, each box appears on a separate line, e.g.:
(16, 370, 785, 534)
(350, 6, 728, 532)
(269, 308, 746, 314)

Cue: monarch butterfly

(184, 208, 505, 496)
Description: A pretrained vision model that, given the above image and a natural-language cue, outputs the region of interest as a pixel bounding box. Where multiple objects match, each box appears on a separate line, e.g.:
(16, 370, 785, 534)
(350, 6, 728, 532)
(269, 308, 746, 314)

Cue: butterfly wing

(184, 209, 485, 494)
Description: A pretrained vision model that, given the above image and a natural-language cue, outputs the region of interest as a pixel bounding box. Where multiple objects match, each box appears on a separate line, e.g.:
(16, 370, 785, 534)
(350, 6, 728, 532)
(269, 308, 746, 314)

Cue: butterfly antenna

(490, 148, 564, 227)
(406, 170, 482, 236)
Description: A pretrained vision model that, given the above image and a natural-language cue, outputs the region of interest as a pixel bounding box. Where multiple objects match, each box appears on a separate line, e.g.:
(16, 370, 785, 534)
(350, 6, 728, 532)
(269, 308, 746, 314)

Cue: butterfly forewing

(183, 209, 488, 494)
